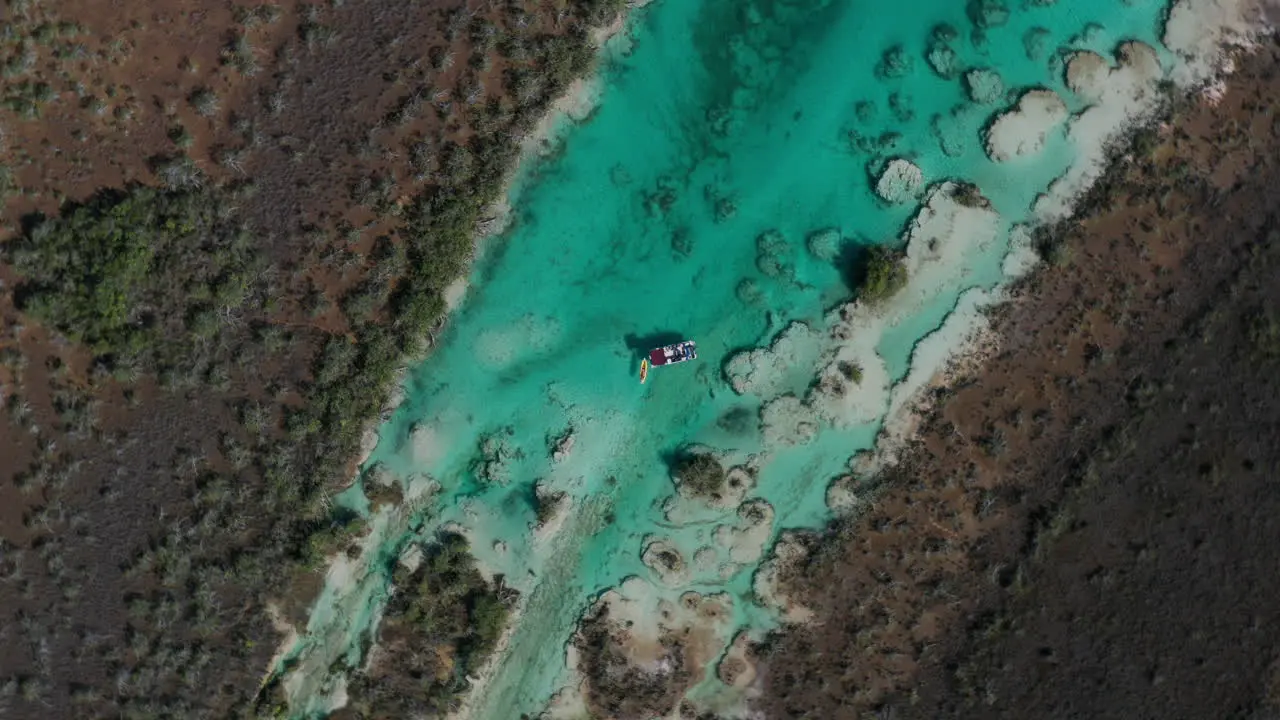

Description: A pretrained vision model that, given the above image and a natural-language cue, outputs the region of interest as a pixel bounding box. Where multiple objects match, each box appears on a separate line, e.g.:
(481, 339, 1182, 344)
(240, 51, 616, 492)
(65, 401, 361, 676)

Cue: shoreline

(350, 0, 652, 472)
(830, 0, 1274, 489)
(268, 1, 660, 717)
(752, 31, 1280, 715)
(667, 1, 1278, 714)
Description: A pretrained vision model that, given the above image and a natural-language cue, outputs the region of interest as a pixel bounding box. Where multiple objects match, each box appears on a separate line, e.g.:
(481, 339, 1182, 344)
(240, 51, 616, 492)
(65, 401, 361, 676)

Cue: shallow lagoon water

(281, 0, 1184, 716)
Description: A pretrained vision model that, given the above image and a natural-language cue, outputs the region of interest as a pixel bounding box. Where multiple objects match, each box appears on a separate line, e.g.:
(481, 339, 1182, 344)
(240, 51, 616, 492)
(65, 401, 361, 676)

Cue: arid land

(755, 39, 1280, 720)
(0, 0, 620, 716)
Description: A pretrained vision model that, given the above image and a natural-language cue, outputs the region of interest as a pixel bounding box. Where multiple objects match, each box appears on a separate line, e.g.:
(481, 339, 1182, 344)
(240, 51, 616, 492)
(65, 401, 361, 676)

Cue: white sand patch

(409, 421, 448, 467)
(532, 480, 574, 543)
(474, 314, 563, 369)
(751, 532, 814, 624)
(446, 599, 530, 720)
(542, 679, 592, 720)
(984, 89, 1068, 162)
(874, 158, 925, 204)
(1035, 43, 1165, 222)
(532, 495, 575, 544)
(712, 499, 775, 564)
(354, 428, 380, 469)
(1001, 223, 1041, 279)
(724, 321, 824, 396)
(443, 276, 470, 311)
(1164, 0, 1274, 86)
(397, 543, 424, 574)
(258, 604, 300, 694)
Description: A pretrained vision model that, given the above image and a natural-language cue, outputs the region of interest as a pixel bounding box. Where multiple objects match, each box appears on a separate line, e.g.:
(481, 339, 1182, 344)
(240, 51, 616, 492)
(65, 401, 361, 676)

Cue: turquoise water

(280, 0, 1181, 716)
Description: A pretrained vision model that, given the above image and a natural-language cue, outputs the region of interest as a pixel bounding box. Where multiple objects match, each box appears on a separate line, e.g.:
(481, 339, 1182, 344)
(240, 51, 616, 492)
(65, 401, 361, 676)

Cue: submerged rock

(550, 428, 576, 462)
(888, 92, 914, 123)
(931, 107, 969, 157)
(927, 39, 961, 80)
(805, 228, 842, 262)
(533, 481, 568, 529)
(964, 67, 1005, 104)
(967, 0, 1009, 29)
(712, 499, 775, 564)
(874, 158, 925, 204)
(760, 394, 819, 447)
(876, 44, 913, 79)
(1023, 26, 1052, 62)
(984, 89, 1068, 162)
(735, 278, 764, 306)
(854, 99, 877, 123)
(723, 321, 823, 396)
(755, 229, 795, 279)
(471, 429, 518, 485)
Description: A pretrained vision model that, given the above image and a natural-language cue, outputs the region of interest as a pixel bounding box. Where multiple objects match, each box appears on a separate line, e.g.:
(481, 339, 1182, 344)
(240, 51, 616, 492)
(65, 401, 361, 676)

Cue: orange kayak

(639, 359, 649, 384)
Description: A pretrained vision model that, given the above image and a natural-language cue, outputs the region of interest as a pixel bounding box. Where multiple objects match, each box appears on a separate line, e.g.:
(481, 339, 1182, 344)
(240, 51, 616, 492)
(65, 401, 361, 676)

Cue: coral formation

(964, 68, 1005, 104)
(755, 229, 796, 279)
(805, 227, 843, 262)
(724, 321, 824, 396)
(984, 88, 1068, 162)
(874, 158, 925, 203)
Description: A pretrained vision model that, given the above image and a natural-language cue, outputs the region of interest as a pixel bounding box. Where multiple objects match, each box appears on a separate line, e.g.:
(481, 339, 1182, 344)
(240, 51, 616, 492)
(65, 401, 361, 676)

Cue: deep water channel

(280, 0, 1179, 716)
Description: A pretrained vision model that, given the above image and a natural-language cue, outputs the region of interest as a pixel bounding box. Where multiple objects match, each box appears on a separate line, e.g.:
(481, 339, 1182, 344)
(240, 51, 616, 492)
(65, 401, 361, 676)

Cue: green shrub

(5, 187, 261, 370)
(858, 246, 908, 304)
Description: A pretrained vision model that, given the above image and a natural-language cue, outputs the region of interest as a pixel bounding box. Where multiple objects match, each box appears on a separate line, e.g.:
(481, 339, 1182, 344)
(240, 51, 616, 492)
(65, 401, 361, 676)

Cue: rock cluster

(874, 158, 925, 204)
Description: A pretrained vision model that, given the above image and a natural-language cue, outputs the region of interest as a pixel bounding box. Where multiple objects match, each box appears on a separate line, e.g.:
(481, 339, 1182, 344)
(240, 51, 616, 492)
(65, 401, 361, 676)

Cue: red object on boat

(648, 341, 697, 367)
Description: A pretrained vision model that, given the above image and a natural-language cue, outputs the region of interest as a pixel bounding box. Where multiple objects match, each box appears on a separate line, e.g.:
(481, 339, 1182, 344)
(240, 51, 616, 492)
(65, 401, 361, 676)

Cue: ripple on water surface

(280, 0, 1211, 716)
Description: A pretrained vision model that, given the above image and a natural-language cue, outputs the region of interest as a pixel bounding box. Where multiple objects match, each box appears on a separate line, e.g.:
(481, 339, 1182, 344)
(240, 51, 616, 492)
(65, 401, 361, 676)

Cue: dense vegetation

(7, 187, 261, 377)
(0, 0, 629, 716)
(857, 245, 908, 304)
(342, 533, 515, 717)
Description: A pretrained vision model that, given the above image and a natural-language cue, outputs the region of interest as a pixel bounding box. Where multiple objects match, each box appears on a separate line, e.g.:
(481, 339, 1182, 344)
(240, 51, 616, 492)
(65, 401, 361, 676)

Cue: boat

(647, 340, 697, 368)
(639, 341, 696, 383)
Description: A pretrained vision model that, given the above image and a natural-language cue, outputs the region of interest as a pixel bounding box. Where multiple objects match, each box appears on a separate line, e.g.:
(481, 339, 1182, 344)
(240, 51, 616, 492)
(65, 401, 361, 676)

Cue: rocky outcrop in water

(874, 158, 925, 203)
(984, 89, 1068, 162)
(964, 68, 1004, 104)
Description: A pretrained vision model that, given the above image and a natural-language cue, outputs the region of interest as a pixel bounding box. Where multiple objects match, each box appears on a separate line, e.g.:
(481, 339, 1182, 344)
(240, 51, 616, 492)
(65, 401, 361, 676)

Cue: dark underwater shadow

(624, 330, 688, 361)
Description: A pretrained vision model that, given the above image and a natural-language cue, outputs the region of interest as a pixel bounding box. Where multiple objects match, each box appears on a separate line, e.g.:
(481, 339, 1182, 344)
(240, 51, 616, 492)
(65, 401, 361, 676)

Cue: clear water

(280, 0, 1179, 716)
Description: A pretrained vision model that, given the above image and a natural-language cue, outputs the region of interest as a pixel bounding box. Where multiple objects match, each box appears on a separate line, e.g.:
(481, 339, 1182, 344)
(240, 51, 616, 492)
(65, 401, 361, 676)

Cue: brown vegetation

(0, 0, 622, 716)
(754, 43, 1280, 719)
